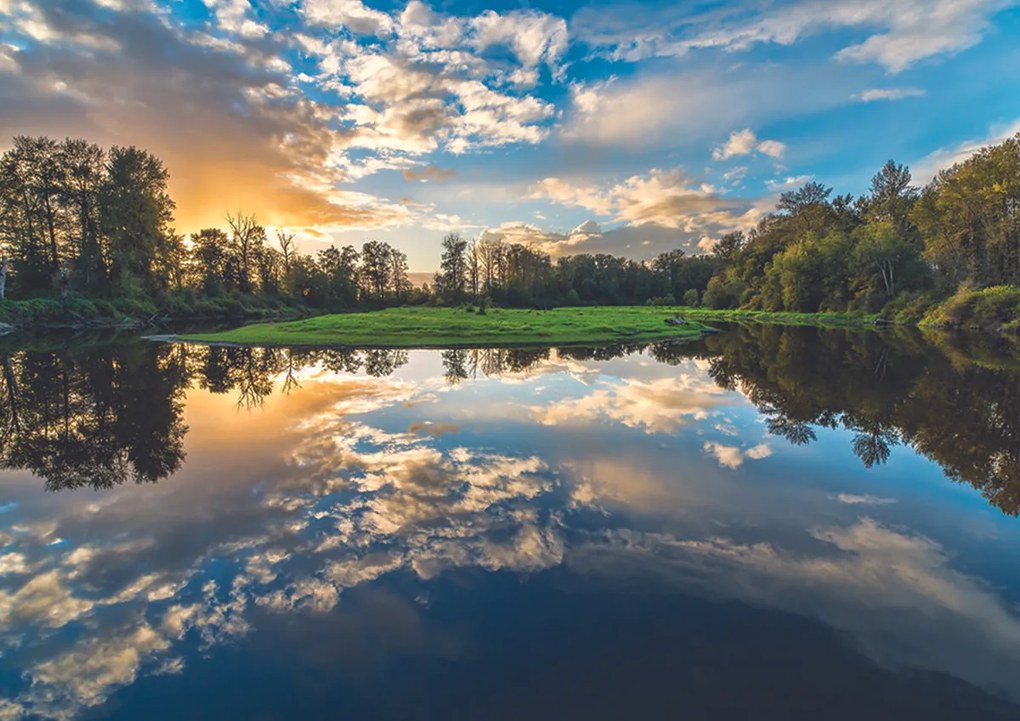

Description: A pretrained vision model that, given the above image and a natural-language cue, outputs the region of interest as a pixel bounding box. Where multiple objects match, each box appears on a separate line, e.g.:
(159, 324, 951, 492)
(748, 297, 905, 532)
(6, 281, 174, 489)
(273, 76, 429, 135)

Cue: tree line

(2, 133, 1018, 321)
(699, 134, 1020, 321)
(0, 136, 417, 314)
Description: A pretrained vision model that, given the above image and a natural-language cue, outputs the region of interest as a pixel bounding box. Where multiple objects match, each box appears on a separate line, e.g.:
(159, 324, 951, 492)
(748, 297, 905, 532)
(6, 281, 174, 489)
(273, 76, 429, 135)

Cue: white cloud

(532, 168, 739, 230)
(765, 174, 813, 191)
(703, 441, 772, 469)
(301, 0, 395, 35)
(577, 0, 1018, 73)
(835, 493, 897, 505)
(470, 10, 568, 69)
(854, 87, 926, 103)
(713, 129, 786, 161)
(533, 375, 732, 434)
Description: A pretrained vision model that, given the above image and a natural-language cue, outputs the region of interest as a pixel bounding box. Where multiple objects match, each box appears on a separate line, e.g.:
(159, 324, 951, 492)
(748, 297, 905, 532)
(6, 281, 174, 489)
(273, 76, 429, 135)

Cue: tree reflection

(2, 329, 1020, 517)
(700, 325, 1020, 516)
(0, 342, 189, 490)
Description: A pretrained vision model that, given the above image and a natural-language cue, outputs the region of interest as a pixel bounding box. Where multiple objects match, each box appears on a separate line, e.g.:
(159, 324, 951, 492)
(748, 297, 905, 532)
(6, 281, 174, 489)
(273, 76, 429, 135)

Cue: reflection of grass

(922, 327, 1020, 372)
(180, 306, 881, 348)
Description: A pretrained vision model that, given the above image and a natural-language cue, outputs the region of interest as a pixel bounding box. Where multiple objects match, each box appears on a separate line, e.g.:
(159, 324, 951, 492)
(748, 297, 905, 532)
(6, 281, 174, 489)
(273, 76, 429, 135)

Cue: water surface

(1, 326, 1019, 720)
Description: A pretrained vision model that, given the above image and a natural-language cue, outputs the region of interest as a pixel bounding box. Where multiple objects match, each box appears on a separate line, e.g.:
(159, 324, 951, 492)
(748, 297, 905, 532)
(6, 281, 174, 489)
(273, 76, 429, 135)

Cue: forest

(1, 133, 1018, 330)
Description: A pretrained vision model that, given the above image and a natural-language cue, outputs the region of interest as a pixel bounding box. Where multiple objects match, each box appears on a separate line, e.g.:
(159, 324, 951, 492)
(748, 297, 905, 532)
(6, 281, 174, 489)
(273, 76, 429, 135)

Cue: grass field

(178, 305, 881, 348)
(673, 307, 880, 326)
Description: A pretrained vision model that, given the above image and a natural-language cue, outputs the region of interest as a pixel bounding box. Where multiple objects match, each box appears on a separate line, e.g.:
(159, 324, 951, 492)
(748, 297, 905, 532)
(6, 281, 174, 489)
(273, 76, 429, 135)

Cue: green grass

(179, 305, 881, 348)
(668, 307, 881, 327)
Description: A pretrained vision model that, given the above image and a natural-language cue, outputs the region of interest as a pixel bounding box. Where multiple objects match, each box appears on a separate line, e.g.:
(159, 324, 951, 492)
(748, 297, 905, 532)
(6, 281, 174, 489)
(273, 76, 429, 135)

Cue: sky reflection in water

(1, 329, 1019, 720)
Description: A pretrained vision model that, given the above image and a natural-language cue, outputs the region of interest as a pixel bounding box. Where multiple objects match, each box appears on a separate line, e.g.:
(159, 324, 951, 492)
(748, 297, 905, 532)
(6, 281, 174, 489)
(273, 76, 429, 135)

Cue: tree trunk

(0, 257, 7, 300)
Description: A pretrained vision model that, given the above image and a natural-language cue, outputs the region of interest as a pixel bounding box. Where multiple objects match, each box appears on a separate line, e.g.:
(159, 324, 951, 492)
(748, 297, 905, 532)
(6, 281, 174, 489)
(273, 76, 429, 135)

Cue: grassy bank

(667, 307, 880, 327)
(180, 306, 723, 347)
(919, 285, 1020, 333)
(178, 305, 886, 348)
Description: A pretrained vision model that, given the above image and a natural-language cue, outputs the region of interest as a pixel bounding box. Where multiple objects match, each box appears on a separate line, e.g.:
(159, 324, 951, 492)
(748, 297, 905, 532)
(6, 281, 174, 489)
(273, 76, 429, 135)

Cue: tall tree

(436, 232, 468, 302)
(225, 212, 265, 294)
(360, 240, 391, 302)
(101, 145, 175, 291)
(59, 139, 106, 291)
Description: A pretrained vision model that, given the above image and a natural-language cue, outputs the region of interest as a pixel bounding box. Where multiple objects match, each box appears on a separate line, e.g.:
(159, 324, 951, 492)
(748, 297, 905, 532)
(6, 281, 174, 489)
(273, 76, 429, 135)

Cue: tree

(867, 160, 918, 230)
(436, 232, 468, 302)
(225, 212, 265, 294)
(276, 231, 296, 273)
(60, 139, 106, 290)
(913, 133, 1020, 287)
(778, 181, 832, 213)
(101, 145, 175, 292)
(188, 228, 231, 294)
(851, 222, 927, 305)
(713, 231, 745, 263)
(389, 246, 411, 302)
(360, 240, 391, 302)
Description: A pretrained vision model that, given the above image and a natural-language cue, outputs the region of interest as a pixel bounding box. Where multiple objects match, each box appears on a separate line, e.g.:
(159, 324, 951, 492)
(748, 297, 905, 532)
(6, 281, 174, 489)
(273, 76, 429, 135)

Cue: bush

(882, 290, 941, 324)
(922, 285, 1020, 331)
(682, 289, 699, 307)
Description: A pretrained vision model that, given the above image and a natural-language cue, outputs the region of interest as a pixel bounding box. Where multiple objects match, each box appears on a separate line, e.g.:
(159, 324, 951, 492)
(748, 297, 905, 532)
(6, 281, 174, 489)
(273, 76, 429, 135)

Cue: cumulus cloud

(532, 168, 742, 229)
(0, 0, 421, 237)
(0, 0, 565, 244)
(713, 129, 786, 161)
(513, 167, 767, 257)
(301, 0, 395, 35)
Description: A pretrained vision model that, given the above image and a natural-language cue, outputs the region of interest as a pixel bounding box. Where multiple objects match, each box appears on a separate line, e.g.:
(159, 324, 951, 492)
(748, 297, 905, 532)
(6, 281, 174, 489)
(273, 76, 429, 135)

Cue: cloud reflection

(0, 345, 1017, 718)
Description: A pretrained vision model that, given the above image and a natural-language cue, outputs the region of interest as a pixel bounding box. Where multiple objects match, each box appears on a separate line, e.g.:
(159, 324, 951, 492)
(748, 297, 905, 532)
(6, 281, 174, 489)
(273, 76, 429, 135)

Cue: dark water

(1, 326, 1020, 720)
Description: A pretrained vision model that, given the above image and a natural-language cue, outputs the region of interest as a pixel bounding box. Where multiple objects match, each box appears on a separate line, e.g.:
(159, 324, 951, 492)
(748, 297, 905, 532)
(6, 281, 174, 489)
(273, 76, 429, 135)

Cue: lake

(1, 325, 1019, 720)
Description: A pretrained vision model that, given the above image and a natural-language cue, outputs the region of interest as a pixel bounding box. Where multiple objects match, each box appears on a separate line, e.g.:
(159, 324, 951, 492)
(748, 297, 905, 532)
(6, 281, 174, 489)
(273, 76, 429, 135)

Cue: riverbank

(176, 306, 885, 348)
(0, 294, 311, 335)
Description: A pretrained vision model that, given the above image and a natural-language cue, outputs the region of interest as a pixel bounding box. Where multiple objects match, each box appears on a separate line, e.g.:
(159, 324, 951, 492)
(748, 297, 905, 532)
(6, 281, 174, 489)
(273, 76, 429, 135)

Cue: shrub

(922, 285, 1020, 331)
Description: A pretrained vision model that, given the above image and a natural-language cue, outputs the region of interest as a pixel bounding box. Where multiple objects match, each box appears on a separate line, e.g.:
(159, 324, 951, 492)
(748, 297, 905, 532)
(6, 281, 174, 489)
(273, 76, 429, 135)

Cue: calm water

(1, 326, 1020, 720)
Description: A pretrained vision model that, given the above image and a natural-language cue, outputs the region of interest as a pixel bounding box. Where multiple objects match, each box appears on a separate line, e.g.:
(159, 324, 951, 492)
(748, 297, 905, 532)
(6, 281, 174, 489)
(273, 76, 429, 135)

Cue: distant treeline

(1, 134, 1019, 326)
(431, 133, 1020, 327)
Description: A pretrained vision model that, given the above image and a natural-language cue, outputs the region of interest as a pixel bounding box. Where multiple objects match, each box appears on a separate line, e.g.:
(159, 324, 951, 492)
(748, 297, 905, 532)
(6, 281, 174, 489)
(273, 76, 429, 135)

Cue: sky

(1, 0, 1019, 271)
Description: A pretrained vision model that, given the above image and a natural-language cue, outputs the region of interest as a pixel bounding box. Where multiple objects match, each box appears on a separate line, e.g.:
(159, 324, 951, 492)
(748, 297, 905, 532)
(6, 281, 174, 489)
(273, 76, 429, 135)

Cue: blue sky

(1, 0, 1019, 270)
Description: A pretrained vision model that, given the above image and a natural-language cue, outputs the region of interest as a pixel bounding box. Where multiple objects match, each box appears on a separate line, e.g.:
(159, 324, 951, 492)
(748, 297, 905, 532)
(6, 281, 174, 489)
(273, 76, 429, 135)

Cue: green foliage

(922, 285, 1020, 332)
(913, 134, 1020, 288)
